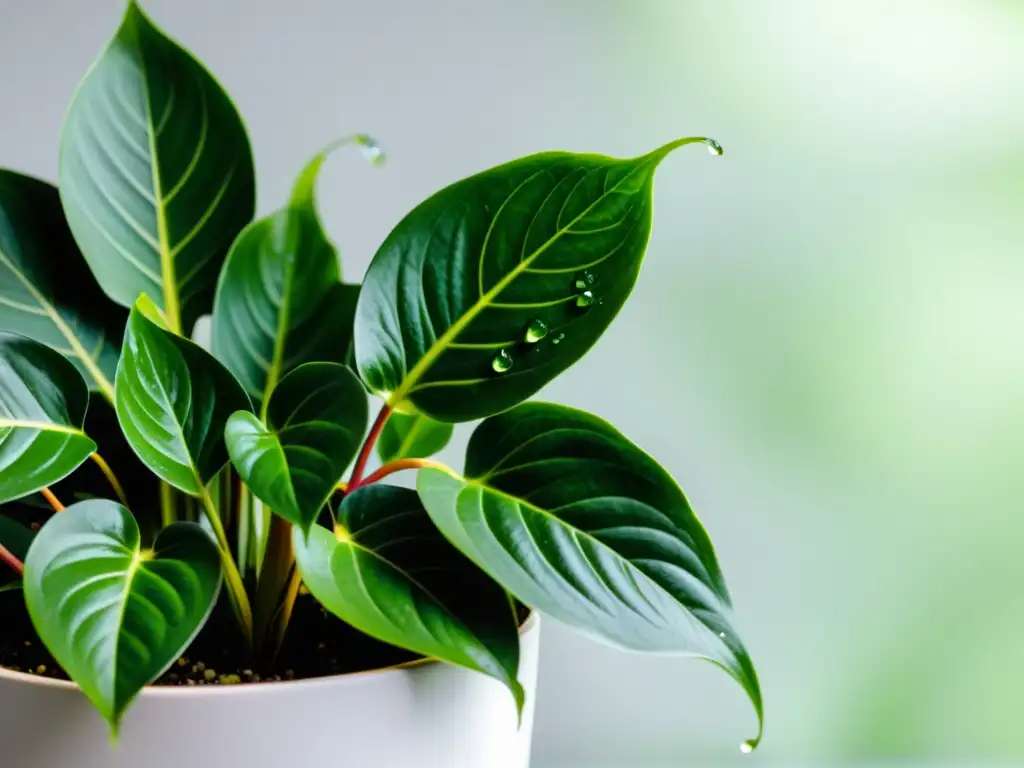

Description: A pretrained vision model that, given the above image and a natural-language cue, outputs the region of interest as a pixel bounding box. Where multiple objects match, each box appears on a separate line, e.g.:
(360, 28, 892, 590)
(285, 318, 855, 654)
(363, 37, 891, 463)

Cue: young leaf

(417, 401, 762, 746)
(225, 363, 367, 532)
(355, 138, 720, 422)
(294, 484, 523, 712)
(58, 1, 255, 335)
(115, 296, 251, 496)
(23, 499, 221, 734)
(0, 333, 96, 504)
(0, 170, 126, 400)
(212, 137, 378, 401)
(377, 412, 454, 463)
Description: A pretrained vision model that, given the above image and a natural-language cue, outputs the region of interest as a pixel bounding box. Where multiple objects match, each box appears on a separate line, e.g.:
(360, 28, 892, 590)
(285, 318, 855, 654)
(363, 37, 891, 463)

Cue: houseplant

(0, 1, 762, 765)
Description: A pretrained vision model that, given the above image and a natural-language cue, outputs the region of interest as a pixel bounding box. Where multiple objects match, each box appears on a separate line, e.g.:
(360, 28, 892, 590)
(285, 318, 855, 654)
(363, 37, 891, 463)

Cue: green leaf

(225, 363, 367, 532)
(0, 170, 126, 400)
(377, 411, 454, 463)
(354, 138, 719, 422)
(294, 484, 524, 712)
(417, 401, 762, 746)
(115, 296, 251, 495)
(211, 136, 379, 401)
(23, 499, 221, 733)
(0, 333, 97, 504)
(58, 1, 255, 335)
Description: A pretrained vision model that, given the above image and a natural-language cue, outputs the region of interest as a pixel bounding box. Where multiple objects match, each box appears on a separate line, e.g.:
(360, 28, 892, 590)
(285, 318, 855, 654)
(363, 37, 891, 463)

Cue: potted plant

(0, 3, 762, 766)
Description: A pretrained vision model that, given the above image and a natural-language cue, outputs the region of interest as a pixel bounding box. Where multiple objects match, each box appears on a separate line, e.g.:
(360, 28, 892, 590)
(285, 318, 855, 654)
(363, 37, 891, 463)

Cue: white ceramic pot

(0, 615, 540, 768)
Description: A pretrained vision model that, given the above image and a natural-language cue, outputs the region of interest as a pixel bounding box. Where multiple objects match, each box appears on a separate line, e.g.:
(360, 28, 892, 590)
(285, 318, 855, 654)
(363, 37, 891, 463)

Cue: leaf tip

(643, 136, 725, 166)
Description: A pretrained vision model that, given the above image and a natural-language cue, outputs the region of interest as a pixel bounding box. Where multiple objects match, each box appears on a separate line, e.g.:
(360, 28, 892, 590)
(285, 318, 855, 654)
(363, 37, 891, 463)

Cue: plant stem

(350, 457, 448, 490)
(159, 482, 175, 527)
(253, 515, 294, 656)
(40, 488, 64, 512)
(236, 478, 251, 577)
(88, 453, 129, 508)
(271, 564, 303, 661)
(348, 404, 392, 488)
(199, 486, 254, 647)
(0, 543, 24, 577)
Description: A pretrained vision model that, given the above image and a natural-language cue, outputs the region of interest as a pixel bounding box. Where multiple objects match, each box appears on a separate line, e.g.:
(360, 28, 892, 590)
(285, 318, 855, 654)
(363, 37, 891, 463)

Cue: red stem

(0, 543, 24, 577)
(347, 404, 392, 488)
(350, 458, 447, 491)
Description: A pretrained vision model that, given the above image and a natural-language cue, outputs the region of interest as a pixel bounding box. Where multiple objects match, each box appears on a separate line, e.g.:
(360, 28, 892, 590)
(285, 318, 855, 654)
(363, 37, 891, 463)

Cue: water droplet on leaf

(524, 319, 548, 343)
(575, 278, 587, 290)
(703, 138, 724, 156)
(552, 333, 565, 345)
(491, 349, 514, 373)
(353, 134, 385, 165)
(576, 290, 595, 309)
(718, 632, 726, 639)
(740, 740, 756, 754)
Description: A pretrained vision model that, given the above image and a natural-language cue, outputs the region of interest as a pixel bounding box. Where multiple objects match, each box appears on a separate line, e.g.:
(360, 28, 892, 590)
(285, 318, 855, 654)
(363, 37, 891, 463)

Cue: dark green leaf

(294, 484, 523, 712)
(58, 1, 255, 335)
(0, 170, 126, 399)
(225, 363, 367, 532)
(377, 411, 454, 463)
(212, 150, 356, 400)
(417, 401, 762, 746)
(0, 333, 96, 504)
(23, 499, 221, 733)
(355, 138, 718, 422)
(115, 296, 251, 495)
(0, 513, 35, 592)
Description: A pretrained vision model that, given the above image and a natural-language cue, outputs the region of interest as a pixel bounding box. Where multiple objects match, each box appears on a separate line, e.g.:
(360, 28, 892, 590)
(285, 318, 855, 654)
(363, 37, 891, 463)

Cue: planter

(0, 615, 540, 768)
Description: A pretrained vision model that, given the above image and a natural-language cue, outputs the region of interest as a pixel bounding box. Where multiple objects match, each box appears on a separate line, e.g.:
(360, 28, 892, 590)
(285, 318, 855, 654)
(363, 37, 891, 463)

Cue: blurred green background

(1, 0, 1021, 763)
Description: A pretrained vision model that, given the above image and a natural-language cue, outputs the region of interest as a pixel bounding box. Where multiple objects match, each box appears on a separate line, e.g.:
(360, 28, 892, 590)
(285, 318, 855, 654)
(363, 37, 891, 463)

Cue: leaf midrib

(387, 158, 654, 407)
(0, 248, 116, 402)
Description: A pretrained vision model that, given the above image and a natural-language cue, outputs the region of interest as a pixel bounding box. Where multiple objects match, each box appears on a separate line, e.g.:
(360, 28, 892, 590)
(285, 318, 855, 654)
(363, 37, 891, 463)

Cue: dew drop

(740, 740, 756, 755)
(585, 271, 596, 285)
(524, 318, 549, 344)
(576, 290, 595, 309)
(703, 138, 724, 156)
(575, 278, 587, 290)
(718, 632, 727, 639)
(552, 333, 565, 345)
(353, 134, 386, 165)
(491, 348, 514, 373)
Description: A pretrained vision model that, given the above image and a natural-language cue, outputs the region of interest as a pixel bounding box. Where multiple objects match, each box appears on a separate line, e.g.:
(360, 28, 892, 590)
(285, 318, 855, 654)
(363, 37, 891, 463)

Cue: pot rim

(0, 612, 538, 696)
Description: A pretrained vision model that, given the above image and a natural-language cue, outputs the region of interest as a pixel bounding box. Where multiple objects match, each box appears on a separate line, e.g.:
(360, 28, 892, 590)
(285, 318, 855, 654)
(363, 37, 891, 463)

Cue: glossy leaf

(0, 333, 96, 504)
(294, 484, 523, 711)
(0, 170, 126, 399)
(417, 402, 762, 745)
(225, 363, 367, 532)
(355, 138, 719, 422)
(23, 499, 221, 733)
(212, 138, 378, 400)
(377, 411, 454, 463)
(115, 297, 251, 495)
(58, 1, 255, 335)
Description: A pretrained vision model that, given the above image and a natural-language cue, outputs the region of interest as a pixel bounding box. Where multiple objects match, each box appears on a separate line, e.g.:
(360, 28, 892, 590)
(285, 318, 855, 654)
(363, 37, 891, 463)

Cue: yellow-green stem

(88, 453, 129, 508)
(159, 482, 175, 527)
(253, 515, 294, 656)
(272, 565, 303, 661)
(200, 487, 254, 647)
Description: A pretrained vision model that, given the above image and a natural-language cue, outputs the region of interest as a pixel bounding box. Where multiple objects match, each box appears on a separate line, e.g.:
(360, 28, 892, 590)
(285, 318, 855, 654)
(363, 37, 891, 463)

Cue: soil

(0, 588, 421, 687)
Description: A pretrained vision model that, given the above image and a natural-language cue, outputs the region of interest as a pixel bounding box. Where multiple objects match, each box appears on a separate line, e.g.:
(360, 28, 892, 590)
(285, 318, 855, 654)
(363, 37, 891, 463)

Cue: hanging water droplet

(524, 318, 549, 343)
(703, 138, 724, 156)
(354, 134, 386, 165)
(740, 740, 756, 754)
(491, 348, 514, 373)
(576, 290, 595, 309)
(552, 333, 565, 345)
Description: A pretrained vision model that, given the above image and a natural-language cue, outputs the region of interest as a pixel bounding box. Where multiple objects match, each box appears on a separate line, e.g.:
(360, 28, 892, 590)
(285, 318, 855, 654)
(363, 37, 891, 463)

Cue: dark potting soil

(0, 588, 421, 687)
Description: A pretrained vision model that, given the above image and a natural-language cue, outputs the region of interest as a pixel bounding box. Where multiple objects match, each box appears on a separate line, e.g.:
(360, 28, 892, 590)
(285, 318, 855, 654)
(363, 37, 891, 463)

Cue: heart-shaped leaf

(225, 363, 367, 531)
(0, 333, 96, 504)
(212, 137, 379, 401)
(417, 401, 762, 747)
(354, 138, 720, 422)
(294, 484, 524, 712)
(115, 296, 251, 495)
(23, 499, 221, 733)
(0, 170, 127, 400)
(377, 411, 454, 463)
(58, 1, 255, 335)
